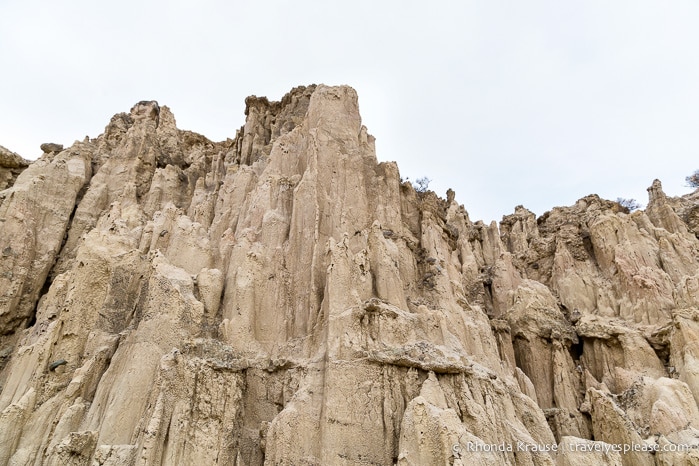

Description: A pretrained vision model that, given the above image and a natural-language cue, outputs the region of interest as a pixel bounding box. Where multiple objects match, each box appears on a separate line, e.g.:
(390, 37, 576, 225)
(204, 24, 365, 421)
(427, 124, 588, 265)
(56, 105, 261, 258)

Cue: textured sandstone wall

(0, 146, 30, 191)
(1, 85, 699, 465)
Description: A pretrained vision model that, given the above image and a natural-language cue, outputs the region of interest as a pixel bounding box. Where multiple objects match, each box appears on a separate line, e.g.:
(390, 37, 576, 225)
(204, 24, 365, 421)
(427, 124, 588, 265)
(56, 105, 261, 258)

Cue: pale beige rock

(556, 436, 622, 466)
(623, 376, 699, 436)
(196, 267, 224, 314)
(45, 431, 97, 466)
(588, 388, 654, 466)
(0, 388, 35, 465)
(0, 145, 30, 191)
(93, 445, 137, 466)
(576, 314, 665, 393)
(655, 432, 699, 465)
(397, 373, 494, 466)
(0, 146, 29, 170)
(0, 145, 90, 337)
(3, 84, 699, 465)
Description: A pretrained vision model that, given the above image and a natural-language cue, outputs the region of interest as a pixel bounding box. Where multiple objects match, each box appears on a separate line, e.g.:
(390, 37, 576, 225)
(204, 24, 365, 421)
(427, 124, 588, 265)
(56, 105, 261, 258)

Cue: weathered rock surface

(2, 84, 699, 465)
(39, 143, 64, 155)
(0, 145, 30, 191)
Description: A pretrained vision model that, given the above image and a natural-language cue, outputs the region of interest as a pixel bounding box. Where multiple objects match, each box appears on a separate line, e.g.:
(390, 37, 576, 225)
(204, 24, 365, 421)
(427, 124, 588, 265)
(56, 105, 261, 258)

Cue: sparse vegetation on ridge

(686, 169, 699, 189)
(616, 197, 641, 212)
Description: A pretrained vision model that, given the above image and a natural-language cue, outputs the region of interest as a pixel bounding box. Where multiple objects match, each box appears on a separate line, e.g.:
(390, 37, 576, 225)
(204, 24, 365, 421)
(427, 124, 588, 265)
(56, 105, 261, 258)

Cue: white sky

(1, 1, 698, 222)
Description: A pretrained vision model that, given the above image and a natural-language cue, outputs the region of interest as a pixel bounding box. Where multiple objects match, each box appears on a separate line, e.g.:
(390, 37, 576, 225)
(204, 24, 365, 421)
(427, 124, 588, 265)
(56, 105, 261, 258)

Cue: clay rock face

(0, 145, 30, 190)
(2, 85, 699, 465)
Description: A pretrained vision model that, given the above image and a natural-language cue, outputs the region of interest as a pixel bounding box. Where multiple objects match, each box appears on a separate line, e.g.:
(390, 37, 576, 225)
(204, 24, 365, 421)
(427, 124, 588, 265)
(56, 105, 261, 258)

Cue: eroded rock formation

(0, 146, 30, 191)
(1, 85, 699, 465)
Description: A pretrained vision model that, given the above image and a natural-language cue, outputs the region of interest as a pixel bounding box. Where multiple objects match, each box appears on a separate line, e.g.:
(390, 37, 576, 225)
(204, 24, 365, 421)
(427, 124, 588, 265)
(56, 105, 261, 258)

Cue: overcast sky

(1, 1, 698, 222)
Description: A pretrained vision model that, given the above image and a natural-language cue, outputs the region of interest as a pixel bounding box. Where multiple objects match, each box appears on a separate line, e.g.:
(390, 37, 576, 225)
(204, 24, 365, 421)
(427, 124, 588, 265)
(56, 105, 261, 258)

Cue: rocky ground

(1, 85, 699, 465)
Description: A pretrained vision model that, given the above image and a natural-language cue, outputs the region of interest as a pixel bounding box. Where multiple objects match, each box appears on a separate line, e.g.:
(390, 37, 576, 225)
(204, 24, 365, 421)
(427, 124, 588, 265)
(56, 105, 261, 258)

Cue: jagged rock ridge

(1, 85, 699, 465)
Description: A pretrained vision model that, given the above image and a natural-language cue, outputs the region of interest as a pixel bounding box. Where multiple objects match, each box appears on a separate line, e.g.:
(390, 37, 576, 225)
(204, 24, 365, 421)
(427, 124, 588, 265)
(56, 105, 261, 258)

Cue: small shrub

(413, 177, 431, 193)
(616, 197, 641, 212)
(686, 170, 699, 188)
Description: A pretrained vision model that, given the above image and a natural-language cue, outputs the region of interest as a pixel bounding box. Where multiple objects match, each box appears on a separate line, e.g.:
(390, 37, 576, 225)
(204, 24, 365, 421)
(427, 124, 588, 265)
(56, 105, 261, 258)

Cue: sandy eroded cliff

(1, 85, 699, 465)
